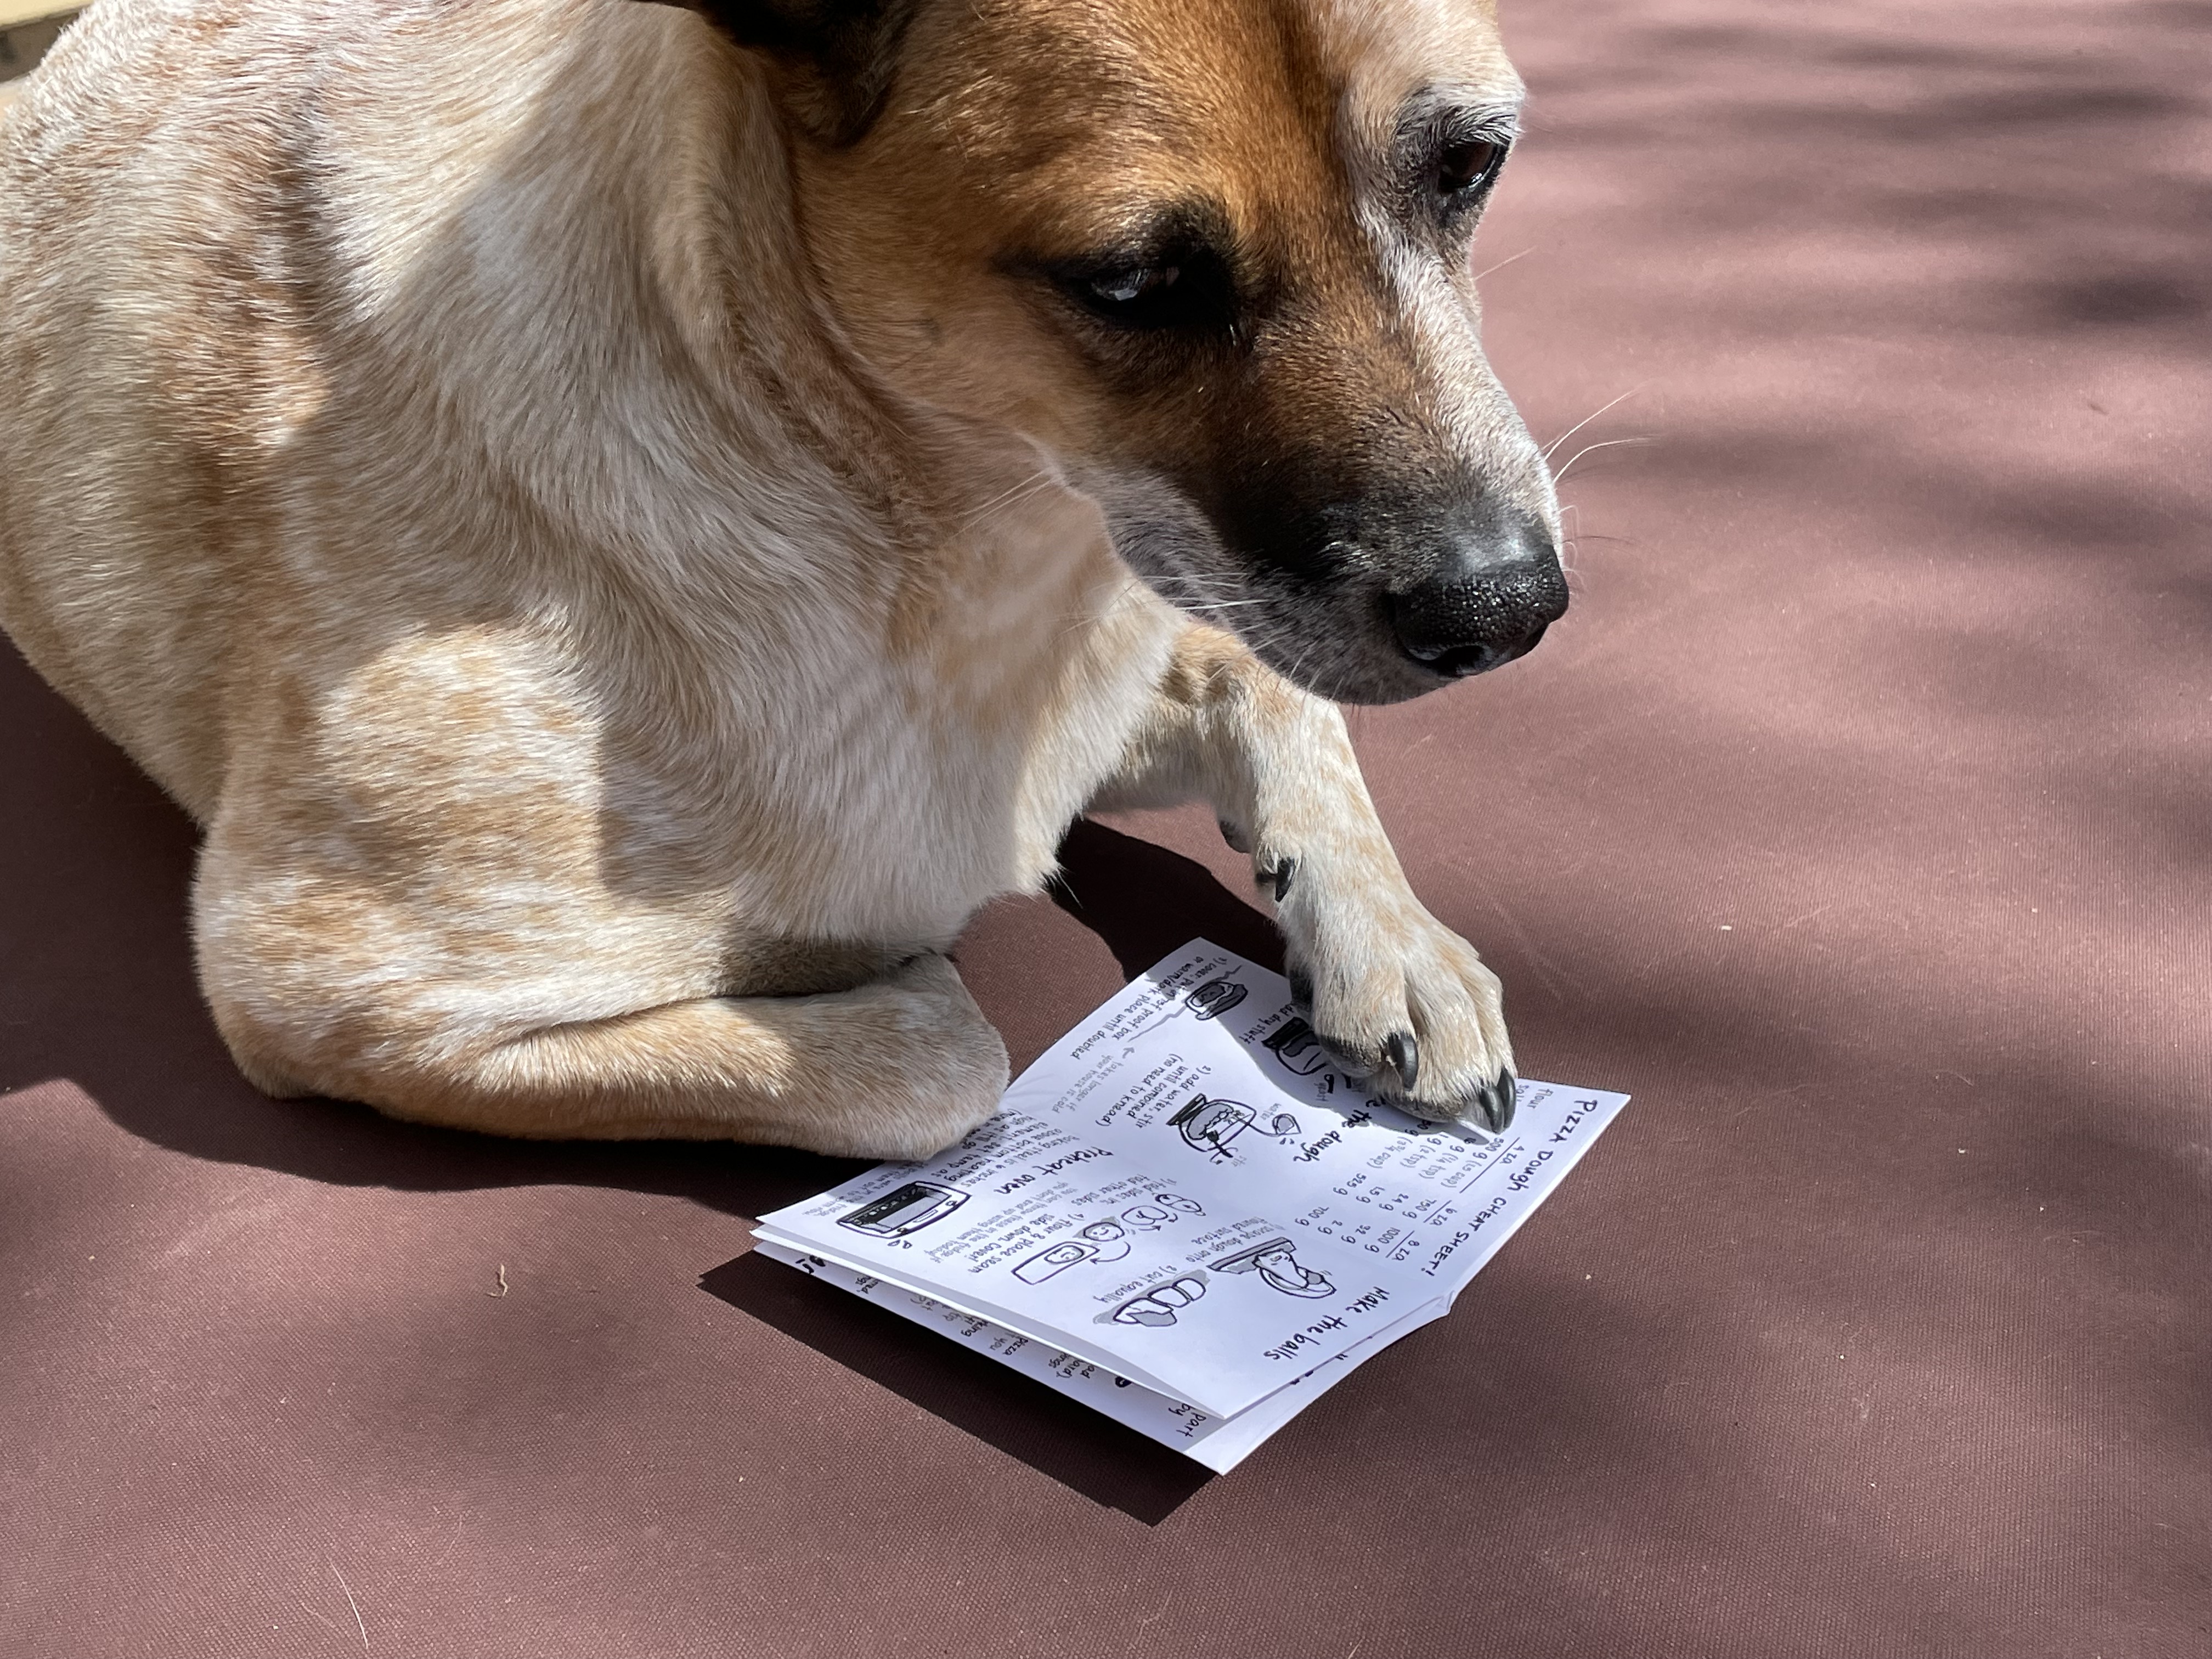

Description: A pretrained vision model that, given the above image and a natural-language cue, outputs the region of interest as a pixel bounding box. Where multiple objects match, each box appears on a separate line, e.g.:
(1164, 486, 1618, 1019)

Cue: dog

(0, 0, 1568, 1158)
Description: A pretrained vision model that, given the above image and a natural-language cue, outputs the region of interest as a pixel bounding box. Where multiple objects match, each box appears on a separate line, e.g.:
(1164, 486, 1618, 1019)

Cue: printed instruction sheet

(755, 942, 1628, 1458)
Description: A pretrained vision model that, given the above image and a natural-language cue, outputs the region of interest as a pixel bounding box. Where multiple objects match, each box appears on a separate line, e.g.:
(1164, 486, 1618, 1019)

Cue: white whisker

(1471, 245, 1536, 283)
(1549, 436, 1649, 486)
(1541, 384, 1647, 464)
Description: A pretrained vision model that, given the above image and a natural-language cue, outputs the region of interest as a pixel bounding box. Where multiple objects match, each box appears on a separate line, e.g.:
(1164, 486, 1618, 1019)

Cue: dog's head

(685, 0, 1565, 704)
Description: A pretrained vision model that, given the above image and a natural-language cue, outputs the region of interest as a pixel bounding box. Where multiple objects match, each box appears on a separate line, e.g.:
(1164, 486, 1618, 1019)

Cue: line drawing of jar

(1169, 1095, 1256, 1160)
(1168, 1097, 1300, 1160)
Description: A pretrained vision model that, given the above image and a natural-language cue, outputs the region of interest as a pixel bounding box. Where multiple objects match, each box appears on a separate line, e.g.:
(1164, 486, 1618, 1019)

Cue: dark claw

(1383, 1031, 1420, 1092)
(1271, 857, 1297, 902)
(1495, 1069, 1517, 1131)
(1474, 1081, 1504, 1134)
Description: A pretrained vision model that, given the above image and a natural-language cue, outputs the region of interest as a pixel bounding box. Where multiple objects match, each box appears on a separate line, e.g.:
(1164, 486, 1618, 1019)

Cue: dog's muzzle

(1387, 510, 1570, 679)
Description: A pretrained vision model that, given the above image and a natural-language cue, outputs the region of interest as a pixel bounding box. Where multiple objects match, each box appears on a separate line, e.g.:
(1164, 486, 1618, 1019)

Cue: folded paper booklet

(754, 940, 1627, 1472)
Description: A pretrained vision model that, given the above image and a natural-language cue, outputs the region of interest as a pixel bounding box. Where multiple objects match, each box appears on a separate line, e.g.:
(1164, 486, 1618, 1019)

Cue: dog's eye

(1436, 137, 1504, 198)
(1042, 239, 1233, 332)
(1086, 265, 1180, 311)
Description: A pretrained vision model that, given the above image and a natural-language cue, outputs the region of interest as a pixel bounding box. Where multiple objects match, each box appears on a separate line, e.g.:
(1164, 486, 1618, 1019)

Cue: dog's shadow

(0, 642, 1279, 1519)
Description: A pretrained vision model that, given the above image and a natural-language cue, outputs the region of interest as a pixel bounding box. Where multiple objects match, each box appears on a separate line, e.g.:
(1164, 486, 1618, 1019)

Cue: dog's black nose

(1388, 511, 1569, 678)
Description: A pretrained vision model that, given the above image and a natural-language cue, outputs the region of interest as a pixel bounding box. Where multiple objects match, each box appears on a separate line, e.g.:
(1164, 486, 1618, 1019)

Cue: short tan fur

(0, 0, 1561, 1155)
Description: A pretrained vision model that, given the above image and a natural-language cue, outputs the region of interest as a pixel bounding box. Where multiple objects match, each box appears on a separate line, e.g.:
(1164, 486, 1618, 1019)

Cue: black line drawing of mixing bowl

(1184, 979, 1248, 1020)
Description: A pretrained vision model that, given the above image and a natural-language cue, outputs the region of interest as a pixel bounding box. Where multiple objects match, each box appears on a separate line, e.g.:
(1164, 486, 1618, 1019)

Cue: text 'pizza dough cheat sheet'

(754, 941, 1628, 1471)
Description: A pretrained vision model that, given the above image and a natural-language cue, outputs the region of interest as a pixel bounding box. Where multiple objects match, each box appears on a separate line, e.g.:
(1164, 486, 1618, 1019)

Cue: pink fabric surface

(2, 0, 2205, 1652)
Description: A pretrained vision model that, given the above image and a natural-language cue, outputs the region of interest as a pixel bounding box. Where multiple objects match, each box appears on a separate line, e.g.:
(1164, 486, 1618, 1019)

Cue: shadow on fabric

(1043, 816, 1283, 980)
(699, 1253, 1214, 1523)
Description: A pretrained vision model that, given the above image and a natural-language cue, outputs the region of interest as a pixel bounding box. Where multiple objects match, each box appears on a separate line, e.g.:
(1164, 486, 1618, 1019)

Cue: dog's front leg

(1092, 624, 1518, 1131)
(200, 895, 1010, 1161)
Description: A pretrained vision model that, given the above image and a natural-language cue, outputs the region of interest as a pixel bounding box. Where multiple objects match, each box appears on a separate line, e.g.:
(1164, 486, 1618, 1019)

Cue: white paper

(754, 942, 1627, 1441)
(749, 1238, 1450, 1472)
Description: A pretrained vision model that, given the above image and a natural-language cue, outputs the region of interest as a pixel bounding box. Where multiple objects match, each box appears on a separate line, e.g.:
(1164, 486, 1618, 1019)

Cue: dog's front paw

(1271, 866, 1517, 1132)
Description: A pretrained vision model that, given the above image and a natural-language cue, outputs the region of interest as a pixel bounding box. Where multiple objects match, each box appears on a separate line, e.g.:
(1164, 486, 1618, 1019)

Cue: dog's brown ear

(637, 0, 922, 143)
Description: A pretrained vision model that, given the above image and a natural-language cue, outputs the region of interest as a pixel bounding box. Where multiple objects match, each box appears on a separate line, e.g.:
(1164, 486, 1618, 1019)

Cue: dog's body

(0, 0, 1566, 1155)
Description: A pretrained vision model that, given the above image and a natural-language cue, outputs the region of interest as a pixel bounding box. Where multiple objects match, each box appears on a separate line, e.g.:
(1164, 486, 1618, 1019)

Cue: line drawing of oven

(836, 1180, 970, 1238)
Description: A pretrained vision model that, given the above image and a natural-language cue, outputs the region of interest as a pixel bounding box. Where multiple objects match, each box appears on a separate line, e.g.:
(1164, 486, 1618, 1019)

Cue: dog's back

(0, 0, 278, 809)
(2, 0, 729, 816)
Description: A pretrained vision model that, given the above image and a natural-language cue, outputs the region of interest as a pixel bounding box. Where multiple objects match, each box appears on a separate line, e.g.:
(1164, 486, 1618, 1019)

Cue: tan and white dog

(0, 0, 1568, 1157)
